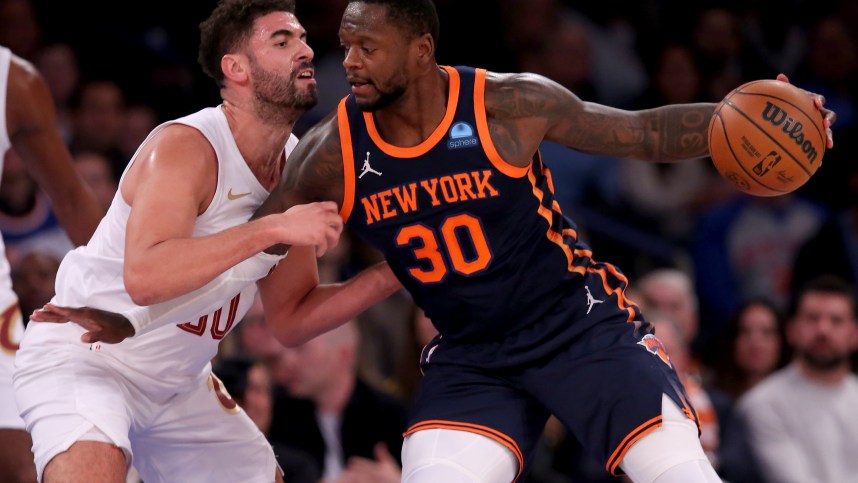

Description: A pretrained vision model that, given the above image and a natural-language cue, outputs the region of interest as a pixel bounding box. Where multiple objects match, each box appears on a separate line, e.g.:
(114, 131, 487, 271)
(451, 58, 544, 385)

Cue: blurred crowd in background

(2, 0, 857, 482)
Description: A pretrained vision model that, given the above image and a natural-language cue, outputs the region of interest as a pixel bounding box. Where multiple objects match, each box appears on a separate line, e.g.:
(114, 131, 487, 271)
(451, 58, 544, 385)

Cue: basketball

(708, 79, 826, 197)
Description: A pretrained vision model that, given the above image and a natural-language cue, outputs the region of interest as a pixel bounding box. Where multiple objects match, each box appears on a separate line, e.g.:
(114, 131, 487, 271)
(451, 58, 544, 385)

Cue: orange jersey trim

(606, 415, 663, 475)
(364, 65, 459, 158)
(474, 68, 530, 178)
(588, 264, 637, 322)
(404, 420, 524, 482)
(338, 97, 356, 221)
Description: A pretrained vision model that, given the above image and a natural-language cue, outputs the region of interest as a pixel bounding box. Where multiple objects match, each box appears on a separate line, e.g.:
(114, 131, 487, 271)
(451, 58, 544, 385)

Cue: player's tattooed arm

(253, 113, 346, 254)
(486, 72, 715, 163)
(254, 115, 345, 217)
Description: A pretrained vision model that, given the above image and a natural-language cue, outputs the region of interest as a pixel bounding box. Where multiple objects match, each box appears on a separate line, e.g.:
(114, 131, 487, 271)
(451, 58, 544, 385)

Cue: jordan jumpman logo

(359, 151, 382, 178)
(585, 286, 604, 314)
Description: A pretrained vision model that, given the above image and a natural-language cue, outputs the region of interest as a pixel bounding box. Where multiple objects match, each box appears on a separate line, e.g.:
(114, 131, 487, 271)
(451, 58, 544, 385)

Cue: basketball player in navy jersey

(252, 2, 835, 481)
(36, 0, 836, 481)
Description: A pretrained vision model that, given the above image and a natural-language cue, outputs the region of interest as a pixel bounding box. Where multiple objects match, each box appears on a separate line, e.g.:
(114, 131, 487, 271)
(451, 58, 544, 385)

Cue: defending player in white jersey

(0, 44, 104, 483)
(12, 1, 399, 482)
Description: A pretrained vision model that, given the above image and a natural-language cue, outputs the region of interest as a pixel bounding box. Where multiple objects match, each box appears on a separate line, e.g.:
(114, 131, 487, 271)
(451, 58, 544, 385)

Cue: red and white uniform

(13, 106, 293, 482)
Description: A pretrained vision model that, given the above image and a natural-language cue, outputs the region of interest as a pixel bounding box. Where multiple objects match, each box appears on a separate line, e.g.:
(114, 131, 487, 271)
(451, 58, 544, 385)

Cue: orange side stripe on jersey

(587, 265, 636, 322)
(337, 97, 356, 222)
(404, 420, 524, 482)
(364, 66, 459, 158)
(474, 69, 530, 179)
(606, 415, 663, 475)
(527, 169, 590, 274)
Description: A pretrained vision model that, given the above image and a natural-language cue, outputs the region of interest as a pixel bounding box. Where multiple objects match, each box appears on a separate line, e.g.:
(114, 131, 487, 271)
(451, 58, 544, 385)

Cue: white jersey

(24, 106, 297, 400)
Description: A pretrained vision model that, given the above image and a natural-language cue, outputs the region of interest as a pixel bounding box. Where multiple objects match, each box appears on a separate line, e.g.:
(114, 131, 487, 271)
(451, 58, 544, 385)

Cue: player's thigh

(522, 322, 698, 477)
(43, 440, 126, 483)
(619, 394, 721, 483)
(402, 428, 519, 483)
(133, 373, 279, 483)
(407, 362, 550, 481)
(13, 342, 133, 481)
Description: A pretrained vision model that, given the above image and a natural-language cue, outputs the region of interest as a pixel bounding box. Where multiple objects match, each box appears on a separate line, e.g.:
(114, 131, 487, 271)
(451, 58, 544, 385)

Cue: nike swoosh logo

(227, 189, 252, 200)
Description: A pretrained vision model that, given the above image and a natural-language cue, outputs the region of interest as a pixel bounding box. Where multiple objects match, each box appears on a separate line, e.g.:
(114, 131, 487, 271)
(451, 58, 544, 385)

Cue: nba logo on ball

(708, 79, 826, 197)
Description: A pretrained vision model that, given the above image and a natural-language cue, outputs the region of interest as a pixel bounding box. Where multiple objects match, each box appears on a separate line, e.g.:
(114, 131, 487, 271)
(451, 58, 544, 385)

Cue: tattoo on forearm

(658, 104, 713, 161)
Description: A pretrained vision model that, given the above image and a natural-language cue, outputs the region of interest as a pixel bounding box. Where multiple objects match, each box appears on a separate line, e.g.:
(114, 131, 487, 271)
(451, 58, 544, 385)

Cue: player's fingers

(30, 308, 68, 323)
(315, 239, 328, 258)
(319, 201, 339, 213)
(80, 329, 101, 343)
(776, 73, 790, 83)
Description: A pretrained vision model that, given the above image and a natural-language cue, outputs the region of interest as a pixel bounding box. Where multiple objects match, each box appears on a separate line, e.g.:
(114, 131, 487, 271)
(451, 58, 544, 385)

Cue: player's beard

(251, 58, 318, 121)
(356, 70, 407, 112)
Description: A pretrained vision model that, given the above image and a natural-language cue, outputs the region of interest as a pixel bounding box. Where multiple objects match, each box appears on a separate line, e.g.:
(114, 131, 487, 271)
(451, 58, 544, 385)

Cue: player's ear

(221, 54, 249, 84)
(414, 33, 434, 66)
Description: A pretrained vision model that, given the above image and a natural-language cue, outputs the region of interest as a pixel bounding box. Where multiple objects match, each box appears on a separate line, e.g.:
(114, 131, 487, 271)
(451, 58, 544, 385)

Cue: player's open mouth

(296, 69, 314, 82)
(350, 81, 371, 95)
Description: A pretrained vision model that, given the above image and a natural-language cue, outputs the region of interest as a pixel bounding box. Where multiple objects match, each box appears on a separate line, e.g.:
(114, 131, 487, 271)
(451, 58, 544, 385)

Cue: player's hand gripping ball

(708, 79, 826, 197)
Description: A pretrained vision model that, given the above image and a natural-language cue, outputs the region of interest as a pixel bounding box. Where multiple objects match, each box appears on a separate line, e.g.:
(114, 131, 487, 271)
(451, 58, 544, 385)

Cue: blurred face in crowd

(242, 363, 273, 435)
(734, 303, 782, 378)
(276, 326, 354, 401)
(788, 291, 858, 371)
(638, 272, 698, 343)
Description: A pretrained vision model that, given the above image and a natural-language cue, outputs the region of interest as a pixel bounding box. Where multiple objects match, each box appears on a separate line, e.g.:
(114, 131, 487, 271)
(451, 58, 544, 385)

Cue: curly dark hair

(198, 0, 296, 87)
(348, 0, 440, 45)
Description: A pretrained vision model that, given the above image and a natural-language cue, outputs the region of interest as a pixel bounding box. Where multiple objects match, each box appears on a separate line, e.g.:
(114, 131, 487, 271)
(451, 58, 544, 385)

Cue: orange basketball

(708, 79, 826, 197)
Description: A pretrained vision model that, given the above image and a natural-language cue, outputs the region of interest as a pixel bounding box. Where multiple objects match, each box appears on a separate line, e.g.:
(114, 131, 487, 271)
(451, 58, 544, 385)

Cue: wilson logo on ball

(760, 102, 820, 165)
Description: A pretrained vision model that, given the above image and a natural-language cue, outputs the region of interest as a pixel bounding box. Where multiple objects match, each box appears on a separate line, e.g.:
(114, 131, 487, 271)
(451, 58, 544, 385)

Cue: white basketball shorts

(13, 323, 278, 483)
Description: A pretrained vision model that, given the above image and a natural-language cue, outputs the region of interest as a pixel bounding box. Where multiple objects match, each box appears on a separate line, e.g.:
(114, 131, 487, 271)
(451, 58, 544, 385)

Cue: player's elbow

(272, 326, 310, 348)
(124, 271, 160, 306)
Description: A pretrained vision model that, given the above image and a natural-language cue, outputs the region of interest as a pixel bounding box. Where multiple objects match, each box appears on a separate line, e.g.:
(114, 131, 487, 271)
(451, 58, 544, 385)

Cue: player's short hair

(349, 0, 440, 45)
(198, 0, 296, 87)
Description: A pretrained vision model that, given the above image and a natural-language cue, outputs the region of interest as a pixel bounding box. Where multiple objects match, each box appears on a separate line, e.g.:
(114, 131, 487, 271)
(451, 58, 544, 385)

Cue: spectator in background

(270, 321, 407, 483)
(712, 298, 786, 483)
(693, 193, 828, 342)
(69, 78, 127, 174)
(791, 14, 858, 212)
(0, 0, 41, 60)
(214, 355, 320, 483)
(34, 43, 80, 144)
(636, 268, 701, 358)
(0, 148, 74, 264)
(621, 44, 732, 247)
(10, 250, 60, 323)
(118, 103, 159, 167)
(737, 275, 858, 483)
(71, 150, 117, 212)
(792, 165, 858, 302)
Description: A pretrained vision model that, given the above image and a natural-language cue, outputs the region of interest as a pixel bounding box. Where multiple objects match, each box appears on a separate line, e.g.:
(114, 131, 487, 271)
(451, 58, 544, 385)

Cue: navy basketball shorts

(405, 302, 698, 479)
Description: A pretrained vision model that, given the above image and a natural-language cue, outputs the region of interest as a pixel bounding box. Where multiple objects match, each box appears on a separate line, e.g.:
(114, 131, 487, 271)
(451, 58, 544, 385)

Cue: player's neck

(370, 65, 448, 147)
(222, 100, 291, 190)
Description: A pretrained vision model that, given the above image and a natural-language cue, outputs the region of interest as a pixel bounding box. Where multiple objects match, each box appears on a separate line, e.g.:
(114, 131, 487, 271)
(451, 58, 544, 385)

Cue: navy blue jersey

(339, 66, 644, 360)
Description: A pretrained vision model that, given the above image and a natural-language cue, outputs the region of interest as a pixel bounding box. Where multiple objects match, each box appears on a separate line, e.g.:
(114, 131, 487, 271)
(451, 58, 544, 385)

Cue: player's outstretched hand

(30, 303, 135, 344)
(776, 73, 836, 148)
(278, 201, 343, 257)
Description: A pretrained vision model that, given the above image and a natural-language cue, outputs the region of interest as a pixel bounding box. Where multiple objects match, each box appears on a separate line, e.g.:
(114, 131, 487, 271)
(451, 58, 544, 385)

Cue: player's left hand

(30, 303, 136, 344)
(777, 73, 836, 148)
